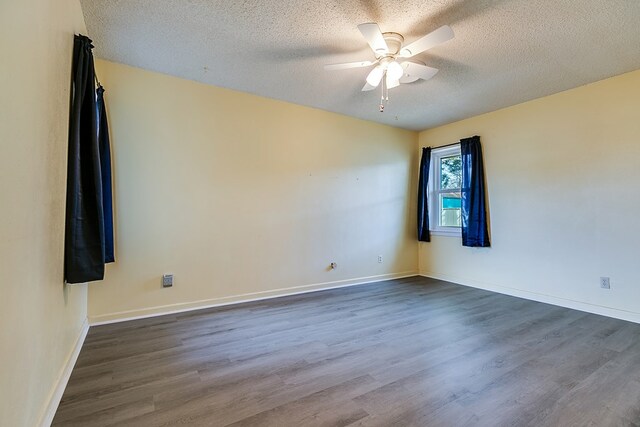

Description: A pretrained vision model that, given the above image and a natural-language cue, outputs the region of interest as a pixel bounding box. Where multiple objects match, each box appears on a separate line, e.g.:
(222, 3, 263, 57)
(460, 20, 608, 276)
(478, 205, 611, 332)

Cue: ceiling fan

(325, 23, 454, 111)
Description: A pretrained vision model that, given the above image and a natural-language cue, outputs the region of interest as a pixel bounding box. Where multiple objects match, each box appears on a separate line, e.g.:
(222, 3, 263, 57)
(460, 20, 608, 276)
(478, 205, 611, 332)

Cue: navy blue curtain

(65, 35, 113, 283)
(417, 147, 431, 242)
(460, 136, 490, 247)
(97, 86, 115, 263)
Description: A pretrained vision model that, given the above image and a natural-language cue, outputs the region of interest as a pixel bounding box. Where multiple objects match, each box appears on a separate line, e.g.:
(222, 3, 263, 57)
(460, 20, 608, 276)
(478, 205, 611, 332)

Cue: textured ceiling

(80, 0, 640, 131)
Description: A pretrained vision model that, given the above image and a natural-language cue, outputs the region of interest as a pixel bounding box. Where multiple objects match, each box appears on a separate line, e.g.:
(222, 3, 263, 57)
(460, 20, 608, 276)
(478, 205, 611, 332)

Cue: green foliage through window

(440, 155, 462, 189)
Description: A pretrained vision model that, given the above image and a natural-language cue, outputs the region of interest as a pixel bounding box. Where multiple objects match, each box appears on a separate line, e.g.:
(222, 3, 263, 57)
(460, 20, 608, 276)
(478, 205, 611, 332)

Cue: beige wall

(419, 69, 640, 321)
(0, 0, 88, 426)
(89, 60, 419, 322)
(0, 0, 636, 422)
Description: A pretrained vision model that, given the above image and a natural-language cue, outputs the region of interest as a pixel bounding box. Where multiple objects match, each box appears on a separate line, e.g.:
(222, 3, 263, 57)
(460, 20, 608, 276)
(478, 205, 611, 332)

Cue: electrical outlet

(378, 255, 383, 263)
(600, 277, 610, 289)
(162, 274, 174, 288)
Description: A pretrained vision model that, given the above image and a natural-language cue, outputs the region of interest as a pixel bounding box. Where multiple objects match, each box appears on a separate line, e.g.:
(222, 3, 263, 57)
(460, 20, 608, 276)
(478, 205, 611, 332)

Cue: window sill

(429, 229, 461, 238)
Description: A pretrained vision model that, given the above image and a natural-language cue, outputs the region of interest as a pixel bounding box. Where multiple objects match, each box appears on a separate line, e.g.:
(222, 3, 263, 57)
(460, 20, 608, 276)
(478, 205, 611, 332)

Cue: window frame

(429, 144, 462, 237)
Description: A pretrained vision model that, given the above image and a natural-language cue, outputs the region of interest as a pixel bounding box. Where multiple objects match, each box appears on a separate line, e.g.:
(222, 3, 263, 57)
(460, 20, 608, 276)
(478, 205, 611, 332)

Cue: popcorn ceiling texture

(80, 0, 640, 131)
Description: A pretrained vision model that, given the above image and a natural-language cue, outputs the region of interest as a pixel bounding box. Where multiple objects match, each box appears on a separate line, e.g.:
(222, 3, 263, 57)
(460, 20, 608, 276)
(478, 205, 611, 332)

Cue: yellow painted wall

(0, 0, 88, 425)
(419, 69, 640, 320)
(89, 60, 419, 322)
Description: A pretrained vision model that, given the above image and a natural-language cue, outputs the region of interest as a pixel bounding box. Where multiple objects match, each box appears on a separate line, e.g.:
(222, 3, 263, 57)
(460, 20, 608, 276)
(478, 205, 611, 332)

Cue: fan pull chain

(379, 74, 385, 113)
(380, 71, 393, 113)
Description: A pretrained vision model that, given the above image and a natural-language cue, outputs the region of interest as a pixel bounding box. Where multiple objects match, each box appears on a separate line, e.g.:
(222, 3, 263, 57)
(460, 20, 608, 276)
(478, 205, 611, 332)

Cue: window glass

(439, 192, 461, 227)
(440, 155, 462, 190)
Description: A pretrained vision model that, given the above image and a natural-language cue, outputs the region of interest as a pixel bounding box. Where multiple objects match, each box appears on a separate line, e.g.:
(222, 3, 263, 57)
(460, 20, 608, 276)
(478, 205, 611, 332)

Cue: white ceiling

(80, 0, 640, 131)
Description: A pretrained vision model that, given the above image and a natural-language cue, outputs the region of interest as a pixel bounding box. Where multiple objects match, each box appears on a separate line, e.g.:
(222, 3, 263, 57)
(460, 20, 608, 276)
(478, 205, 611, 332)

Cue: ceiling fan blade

(362, 82, 377, 91)
(399, 25, 454, 58)
(399, 62, 438, 83)
(357, 23, 389, 54)
(324, 60, 375, 71)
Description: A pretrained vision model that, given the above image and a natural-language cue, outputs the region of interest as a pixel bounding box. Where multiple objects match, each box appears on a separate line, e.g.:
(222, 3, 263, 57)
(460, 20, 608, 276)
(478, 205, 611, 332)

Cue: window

(430, 145, 462, 236)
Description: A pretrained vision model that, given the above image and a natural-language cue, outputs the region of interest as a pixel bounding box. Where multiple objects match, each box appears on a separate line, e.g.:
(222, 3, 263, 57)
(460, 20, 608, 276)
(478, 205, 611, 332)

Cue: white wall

(0, 1, 89, 426)
(88, 60, 419, 323)
(419, 69, 640, 322)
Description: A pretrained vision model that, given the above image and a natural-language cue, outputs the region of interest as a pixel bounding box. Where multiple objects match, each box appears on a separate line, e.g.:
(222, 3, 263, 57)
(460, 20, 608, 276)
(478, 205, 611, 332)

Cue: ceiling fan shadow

(404, 0, 516, 40)
(330, 0, 385, 25)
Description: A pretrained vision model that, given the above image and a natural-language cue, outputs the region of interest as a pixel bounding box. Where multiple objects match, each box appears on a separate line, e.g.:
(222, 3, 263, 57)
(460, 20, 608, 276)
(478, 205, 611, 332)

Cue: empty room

(2, 0, 640, 426)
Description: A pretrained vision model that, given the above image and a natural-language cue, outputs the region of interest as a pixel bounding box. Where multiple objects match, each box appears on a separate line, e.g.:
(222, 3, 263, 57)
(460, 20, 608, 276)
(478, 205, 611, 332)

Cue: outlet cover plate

(600, 277, 610, 289)
(162, 274, 174, 288)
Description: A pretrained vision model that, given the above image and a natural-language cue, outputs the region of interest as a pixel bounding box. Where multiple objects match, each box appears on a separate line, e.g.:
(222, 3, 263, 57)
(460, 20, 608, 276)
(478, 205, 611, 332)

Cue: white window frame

(429, 144, 462, 237)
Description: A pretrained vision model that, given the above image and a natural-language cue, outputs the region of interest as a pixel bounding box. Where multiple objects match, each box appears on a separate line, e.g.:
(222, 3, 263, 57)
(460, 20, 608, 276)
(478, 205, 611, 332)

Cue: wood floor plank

(54, 277, 640, 426)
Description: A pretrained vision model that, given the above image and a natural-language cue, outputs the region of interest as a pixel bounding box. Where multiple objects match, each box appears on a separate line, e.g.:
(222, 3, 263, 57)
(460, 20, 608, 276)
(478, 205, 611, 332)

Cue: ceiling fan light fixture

(366, 65, 384, 87)
(387, 61, 404, 81)
(386, 76, 400, 89)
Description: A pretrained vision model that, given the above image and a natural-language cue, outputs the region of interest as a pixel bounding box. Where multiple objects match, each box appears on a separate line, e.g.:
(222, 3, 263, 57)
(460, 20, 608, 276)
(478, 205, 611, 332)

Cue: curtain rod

(425, 141, 459, 150)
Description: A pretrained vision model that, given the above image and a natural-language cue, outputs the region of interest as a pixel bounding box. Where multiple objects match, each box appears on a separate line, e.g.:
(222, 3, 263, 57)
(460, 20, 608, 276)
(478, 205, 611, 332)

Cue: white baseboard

(90, 271, 419, 326)
(39, 318, 89, 427)
(420, 271, 640, 324)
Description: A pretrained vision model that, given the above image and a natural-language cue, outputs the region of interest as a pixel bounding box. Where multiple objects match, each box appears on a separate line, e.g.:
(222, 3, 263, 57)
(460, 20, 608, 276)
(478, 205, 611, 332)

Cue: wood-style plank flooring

(54, 277, 640, 426)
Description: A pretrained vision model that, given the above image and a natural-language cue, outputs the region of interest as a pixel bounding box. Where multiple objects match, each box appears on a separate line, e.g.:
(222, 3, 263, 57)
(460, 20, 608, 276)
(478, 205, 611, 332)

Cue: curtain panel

(460, 136, 490, 247)
(417, 147, 432, 242)
(97, 85, 115, 263)
(64, 35, 114, 283)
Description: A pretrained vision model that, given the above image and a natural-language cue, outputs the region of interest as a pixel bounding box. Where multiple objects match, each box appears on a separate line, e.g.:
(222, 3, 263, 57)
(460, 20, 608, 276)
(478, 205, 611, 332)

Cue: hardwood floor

(54, 277, 640, 426)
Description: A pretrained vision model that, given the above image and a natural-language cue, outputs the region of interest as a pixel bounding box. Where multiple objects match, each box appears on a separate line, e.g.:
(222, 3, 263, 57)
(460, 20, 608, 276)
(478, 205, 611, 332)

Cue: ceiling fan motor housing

(379, 32, 404, 57)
